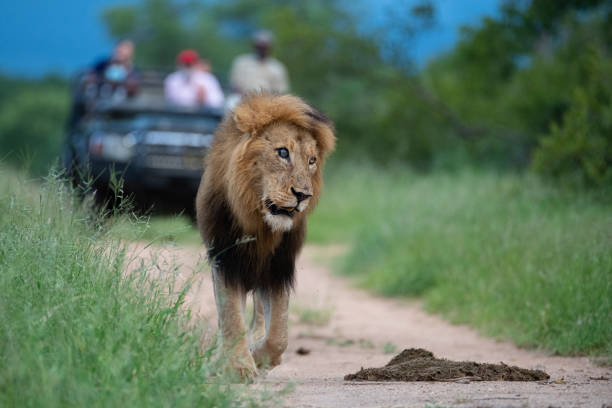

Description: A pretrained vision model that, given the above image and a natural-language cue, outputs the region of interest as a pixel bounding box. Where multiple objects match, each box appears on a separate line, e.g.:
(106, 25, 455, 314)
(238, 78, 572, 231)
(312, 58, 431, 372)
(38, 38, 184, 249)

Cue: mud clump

(344, 348, 550, 382)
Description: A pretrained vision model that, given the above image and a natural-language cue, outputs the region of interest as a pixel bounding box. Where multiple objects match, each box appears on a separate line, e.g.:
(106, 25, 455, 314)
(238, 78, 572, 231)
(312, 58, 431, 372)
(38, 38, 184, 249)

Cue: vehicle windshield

(91, 112, 219, 133)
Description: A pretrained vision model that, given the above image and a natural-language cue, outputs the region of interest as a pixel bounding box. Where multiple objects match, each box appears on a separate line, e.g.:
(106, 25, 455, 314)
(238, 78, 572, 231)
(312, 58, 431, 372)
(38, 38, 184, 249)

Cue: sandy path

(135, 243, 612, 408)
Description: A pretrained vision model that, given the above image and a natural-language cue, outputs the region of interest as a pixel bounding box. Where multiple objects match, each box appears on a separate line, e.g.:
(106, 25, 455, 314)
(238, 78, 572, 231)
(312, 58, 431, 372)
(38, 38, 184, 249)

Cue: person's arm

(196, 86, 207, 105)
(201, 74, 225, 108)
(91, 58, 110, 77)
(164, 74, 179, 105)
(125, 70, 140, 97)
(229, 56, 244, 94)
(273, 62, 290, 94)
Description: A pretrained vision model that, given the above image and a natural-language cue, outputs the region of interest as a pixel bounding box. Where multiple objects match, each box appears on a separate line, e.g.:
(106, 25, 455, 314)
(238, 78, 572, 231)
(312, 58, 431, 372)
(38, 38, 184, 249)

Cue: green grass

(0, 168, 268, 407)
(291, 303, 334, 326)
(309, 163, 612, 357)
(112, 214, 201, 245)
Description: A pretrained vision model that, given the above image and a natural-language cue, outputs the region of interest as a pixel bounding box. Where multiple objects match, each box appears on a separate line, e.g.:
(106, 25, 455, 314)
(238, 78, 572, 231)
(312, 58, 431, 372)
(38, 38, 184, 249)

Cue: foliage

(424, 0, 612, 179)
(3, 0, 610, 183)
(0, 168, 268, 407)
(532, 48, 612, 187)
(308, 163, 612, 356)
(101, 0, 246, 78)
(0, 76, 69, 175)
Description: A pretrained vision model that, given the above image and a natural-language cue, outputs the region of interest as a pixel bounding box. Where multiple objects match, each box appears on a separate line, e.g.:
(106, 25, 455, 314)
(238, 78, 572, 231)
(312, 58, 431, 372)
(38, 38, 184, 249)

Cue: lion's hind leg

(251, 289, 289, 370)
(212, 267, 258, 380)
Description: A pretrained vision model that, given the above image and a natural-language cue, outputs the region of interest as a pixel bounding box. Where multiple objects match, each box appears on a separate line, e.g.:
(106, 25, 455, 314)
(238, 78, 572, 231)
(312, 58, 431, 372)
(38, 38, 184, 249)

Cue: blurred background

(0, 0, 610, 358)
(1, 0, 610, 182)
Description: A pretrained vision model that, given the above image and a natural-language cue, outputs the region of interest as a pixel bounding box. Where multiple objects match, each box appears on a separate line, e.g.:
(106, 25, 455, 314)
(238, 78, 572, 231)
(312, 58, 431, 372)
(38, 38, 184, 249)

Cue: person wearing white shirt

(164, 50, 224, 109)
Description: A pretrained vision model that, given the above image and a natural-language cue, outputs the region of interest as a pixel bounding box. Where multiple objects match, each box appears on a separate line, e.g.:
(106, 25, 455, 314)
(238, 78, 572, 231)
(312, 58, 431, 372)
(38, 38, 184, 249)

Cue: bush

(0, 83, 69, 175)
(532, 49, 612, 187)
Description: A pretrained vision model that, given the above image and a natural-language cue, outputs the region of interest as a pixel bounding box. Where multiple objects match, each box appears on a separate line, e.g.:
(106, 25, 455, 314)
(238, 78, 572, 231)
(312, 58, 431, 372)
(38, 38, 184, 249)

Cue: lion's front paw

(226, 352, 259, 382)
(251, 343, 283, 370)
(232, 363, 259, 382)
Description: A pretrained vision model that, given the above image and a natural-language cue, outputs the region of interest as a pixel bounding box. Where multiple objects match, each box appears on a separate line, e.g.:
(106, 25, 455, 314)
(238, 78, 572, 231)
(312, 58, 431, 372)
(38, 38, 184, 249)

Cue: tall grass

(309, 163, 612, 357)
(0, 168, 266, 407)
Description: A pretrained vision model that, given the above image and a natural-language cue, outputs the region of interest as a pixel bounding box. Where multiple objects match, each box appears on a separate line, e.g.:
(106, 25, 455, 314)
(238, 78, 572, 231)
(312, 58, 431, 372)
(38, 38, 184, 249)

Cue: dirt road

(138, 243, 612, 408)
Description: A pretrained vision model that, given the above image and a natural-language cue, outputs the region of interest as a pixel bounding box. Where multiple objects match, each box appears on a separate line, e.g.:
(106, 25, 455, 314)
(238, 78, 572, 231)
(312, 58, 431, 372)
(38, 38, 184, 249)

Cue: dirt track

(136, 243, 612, 408)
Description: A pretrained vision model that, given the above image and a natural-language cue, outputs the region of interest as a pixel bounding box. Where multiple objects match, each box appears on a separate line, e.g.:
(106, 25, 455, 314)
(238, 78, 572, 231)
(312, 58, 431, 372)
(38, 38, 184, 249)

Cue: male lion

(196, 93, 335, 379)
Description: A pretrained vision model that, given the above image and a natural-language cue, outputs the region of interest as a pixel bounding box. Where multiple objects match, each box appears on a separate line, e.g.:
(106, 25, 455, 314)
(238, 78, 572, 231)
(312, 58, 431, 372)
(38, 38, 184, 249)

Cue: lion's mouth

(265, 199, 298, 218)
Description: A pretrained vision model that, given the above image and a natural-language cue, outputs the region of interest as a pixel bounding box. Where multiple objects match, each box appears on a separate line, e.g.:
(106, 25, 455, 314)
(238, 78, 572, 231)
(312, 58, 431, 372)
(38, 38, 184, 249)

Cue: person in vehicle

(68, 39, 139, 129)
(91, 39, 140, 97)
(164, 49, 224, 109)
(196, 59, 212, 73)
(229, 30, 290, 94)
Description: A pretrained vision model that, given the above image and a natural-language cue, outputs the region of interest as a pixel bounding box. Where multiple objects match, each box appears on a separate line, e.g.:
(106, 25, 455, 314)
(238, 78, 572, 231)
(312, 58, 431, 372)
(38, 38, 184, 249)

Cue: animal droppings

(344, 348, 550, 382)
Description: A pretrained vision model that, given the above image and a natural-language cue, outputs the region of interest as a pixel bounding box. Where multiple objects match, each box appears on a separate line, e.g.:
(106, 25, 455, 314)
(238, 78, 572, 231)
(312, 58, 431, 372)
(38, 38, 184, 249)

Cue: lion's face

(257, 122, 319, 232)
(203, 94, 335, 237)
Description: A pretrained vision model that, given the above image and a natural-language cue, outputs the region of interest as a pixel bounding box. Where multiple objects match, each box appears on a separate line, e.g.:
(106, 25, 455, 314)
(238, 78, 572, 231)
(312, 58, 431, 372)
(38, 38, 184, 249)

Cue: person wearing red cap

(164, 49, 224, 109)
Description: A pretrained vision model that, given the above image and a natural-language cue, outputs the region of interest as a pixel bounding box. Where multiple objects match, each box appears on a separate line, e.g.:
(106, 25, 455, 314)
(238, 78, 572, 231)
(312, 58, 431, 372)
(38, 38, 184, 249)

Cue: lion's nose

(291, 187, 312, 203)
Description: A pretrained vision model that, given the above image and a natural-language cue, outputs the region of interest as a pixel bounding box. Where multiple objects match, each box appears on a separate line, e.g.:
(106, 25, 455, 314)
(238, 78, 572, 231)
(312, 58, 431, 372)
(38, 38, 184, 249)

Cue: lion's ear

(306, 108, 336, 158)
(232, 105, 253, 134)
(315, 124, 336, 158)
(232, 99, 273, 134)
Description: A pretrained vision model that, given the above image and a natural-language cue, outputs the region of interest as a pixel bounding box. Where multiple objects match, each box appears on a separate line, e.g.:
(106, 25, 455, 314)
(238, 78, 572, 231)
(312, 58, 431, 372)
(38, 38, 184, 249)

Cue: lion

(195, 93, 335, 380)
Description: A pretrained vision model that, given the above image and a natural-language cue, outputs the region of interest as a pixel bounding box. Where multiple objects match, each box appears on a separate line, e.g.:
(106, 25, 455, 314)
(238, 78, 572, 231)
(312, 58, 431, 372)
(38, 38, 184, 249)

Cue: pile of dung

(344, 348, 549, 382)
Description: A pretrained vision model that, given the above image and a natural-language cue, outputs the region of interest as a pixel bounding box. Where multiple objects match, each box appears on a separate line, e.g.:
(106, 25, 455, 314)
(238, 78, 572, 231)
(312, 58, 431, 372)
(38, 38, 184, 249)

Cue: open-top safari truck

(63, 70, 223, 212)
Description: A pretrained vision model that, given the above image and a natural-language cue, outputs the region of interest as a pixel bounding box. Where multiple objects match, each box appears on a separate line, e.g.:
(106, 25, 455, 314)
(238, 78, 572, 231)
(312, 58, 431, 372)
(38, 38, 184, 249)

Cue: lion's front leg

(249, 291, 266, 344)
(212, 267, 258, 380)
(251, 289, 289, 370)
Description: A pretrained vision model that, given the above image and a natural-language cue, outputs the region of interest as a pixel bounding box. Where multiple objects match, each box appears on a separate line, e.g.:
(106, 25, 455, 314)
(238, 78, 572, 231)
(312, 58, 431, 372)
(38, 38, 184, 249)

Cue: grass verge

(0, 167, 267, 407)
(112, 213, 201, 245)
(291, 302, 334, 327)
(309, 163, 612, 357)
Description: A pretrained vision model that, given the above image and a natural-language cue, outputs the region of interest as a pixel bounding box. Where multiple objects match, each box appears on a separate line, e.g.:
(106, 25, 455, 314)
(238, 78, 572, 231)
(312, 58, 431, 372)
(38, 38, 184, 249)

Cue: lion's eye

(309, 157, 317, 165)
(277, 148, 290, 160)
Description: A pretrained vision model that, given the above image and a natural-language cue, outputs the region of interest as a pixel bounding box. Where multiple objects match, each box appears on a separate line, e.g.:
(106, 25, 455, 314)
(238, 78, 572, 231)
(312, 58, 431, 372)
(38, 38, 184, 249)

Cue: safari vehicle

(63, 70, 223, 212)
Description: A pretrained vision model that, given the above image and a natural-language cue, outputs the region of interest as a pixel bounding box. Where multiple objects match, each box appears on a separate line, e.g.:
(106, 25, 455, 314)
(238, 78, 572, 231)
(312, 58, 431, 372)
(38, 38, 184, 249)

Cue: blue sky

(410, 0, 501, 62)
(0, 0, 501, 78)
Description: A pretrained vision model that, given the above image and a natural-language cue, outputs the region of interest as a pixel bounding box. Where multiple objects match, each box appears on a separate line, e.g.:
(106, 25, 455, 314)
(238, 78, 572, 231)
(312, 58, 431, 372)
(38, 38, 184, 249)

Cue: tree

(533, 48, 612, 187)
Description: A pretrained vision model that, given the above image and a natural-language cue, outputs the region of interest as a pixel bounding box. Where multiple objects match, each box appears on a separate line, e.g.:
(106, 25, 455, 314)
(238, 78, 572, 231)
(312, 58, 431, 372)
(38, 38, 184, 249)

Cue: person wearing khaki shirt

(229, 30, 290, 94)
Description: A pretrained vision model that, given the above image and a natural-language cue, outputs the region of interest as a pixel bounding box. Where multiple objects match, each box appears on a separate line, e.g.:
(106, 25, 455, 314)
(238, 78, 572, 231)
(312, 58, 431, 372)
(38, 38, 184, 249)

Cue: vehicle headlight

(89, 132, 135, 162)
(123, 132, 138, 148)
